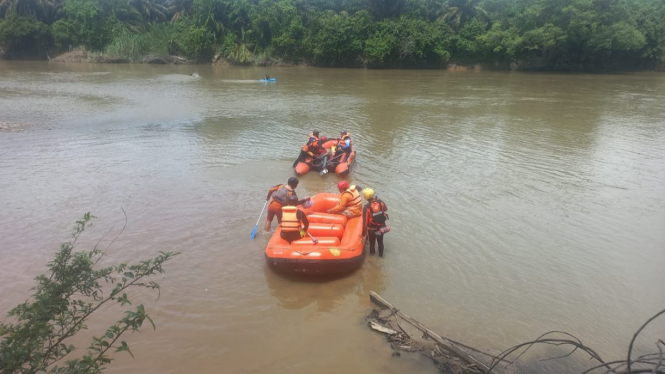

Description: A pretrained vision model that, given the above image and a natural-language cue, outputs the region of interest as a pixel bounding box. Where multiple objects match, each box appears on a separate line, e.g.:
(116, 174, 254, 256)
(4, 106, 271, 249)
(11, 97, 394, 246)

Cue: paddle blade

(249, 225, 258, 239)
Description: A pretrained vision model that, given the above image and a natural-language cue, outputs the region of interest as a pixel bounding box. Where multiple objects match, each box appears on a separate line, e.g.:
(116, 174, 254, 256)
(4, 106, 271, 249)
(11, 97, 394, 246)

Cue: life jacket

(342, 186, 362, 215)
(302, 142, 321, 154)
(280, 206, 301, 233)
(337, 133, 352, 150)
(270, 185, 294, 206)
(307, 134, 320, 145)
(367, 200, 387, 229)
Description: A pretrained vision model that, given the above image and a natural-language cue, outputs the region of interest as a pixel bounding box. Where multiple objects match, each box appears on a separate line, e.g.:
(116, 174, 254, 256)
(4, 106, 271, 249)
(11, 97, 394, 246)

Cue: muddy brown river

(1, 61, 664, 373)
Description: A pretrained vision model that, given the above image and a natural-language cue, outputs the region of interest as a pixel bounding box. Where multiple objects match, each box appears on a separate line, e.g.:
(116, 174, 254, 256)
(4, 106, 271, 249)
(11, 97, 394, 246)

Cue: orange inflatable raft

(294, 140, 356, 176)
(265, 193, 366, 274)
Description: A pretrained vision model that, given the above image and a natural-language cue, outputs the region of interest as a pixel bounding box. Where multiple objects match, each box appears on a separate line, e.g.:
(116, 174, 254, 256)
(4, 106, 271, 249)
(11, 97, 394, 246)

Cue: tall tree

(438, 0, 487, 30)
(130, 0, 169, 22)
(0, 0, 63, 24)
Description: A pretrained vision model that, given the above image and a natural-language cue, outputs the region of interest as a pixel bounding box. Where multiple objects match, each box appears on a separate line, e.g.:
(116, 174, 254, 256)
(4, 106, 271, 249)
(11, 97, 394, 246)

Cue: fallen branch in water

(367, 292, 664, 374)
(368, 291, 508, 374)
(485, 307, 665, 374)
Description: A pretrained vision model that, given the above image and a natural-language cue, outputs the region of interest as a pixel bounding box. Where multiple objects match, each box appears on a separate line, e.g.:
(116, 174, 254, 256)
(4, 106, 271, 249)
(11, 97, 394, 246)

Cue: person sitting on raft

(293, 132, 327, 167)
(332, 131, 353, 161)
(265, 177, 309, 231)
(362, 188, 389, 257)
(308, 130, 320, 142)
(280, 195, 310, 243)
(327, 181, 363, 218)
(264, 74, 270, 80)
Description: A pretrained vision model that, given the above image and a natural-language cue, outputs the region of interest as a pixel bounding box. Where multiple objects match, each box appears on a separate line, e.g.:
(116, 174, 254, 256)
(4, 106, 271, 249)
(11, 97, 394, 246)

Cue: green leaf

(146, 314, 156, 330)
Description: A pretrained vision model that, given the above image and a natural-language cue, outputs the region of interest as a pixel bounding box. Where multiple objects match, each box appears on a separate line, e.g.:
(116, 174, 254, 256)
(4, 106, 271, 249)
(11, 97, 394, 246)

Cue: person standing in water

(265, 177, 309, 231)
(362, 188, 389, 256)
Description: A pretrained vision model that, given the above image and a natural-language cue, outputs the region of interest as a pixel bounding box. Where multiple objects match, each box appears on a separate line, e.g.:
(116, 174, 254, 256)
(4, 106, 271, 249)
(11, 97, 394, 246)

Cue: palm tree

(438, 0, 488, 30)
(226, 28, 253, 64)
(168, 0, 192, 21)
(0, 0, 63, 24)
(99, 0, 143, 29)
(129, 0, 169, 22)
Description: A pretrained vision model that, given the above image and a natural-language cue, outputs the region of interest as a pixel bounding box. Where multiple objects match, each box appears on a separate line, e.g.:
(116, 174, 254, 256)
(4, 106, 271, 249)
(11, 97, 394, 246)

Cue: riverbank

(48, 50, 479, 70)
(51, 49, 191, 64)
(2, 0, 664, 73)
(48, 49, 313, 67)
(43, 50, 662, 72)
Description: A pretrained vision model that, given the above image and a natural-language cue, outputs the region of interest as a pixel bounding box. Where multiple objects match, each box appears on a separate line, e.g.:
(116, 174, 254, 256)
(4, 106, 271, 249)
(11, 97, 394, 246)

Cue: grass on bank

(103, 25, 175, 62)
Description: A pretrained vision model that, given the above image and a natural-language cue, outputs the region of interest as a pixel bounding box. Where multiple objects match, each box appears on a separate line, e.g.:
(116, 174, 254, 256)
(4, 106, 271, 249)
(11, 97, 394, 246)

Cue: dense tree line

(1, 0, 664, 69)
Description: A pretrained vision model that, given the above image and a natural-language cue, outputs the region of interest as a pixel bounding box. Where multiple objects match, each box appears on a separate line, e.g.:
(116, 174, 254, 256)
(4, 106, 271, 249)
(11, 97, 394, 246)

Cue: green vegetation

(0, 213, 178, 373)
(103, 24, 176, 61)
(0, 0, 664, 69)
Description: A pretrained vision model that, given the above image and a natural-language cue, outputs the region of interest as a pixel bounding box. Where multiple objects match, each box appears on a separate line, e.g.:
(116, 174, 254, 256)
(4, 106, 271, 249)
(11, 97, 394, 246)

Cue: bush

(311, 10, 372, 65)
(0, 213, 178, 374)
(0, 16, 52, 59)
(104, 24, 177, 61)
(56, 0, 114, 51)
(364, 16, 451, 67)
(172, 18, 215, 61)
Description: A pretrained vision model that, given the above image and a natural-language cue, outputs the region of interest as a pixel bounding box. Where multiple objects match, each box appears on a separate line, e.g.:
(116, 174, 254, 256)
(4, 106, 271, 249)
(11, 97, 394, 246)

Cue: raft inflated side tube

(294, 162, 310, 175)
(335, 150, 355, 176)
(302, 193, 343, 214)
(306, 213, 348, 227)
(307, 223, 344, 239)
(335, 162, 349, 175)
(347, 151, 355, 165)
(322, 140, 337, 149)
(291, 237, 340, 246)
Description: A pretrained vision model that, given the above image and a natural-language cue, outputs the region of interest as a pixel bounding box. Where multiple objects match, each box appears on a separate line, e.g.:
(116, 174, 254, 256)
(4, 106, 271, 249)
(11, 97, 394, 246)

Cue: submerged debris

(368, 292, 665, 374)
(367, 292, 520, 374)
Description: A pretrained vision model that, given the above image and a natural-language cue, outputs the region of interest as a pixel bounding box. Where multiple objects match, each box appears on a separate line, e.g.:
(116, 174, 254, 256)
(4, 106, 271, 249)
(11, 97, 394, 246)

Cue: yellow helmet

(362, 188, 375, 200)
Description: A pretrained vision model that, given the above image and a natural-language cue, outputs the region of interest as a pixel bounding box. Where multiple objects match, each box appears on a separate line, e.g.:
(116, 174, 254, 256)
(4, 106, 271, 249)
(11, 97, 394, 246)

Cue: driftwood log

(369, 291, 498, 374)
(368, 292, 665, 374)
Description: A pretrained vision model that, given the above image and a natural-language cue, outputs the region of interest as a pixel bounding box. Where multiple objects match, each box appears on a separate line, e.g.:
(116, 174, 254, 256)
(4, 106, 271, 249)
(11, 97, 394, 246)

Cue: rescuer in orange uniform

(327, 180, 363, 218)
(265, 177, 309, 231)
(332, 130, 353, 162)
(279, 195, 310, 243)
(293, 131, 327, 167)
(362, 188, 389, 256)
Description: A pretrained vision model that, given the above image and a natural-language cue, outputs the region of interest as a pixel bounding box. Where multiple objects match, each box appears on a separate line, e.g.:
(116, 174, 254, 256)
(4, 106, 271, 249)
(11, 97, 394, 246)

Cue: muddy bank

(39, 50, 665, 70)
(50, 49, 312, 67)
(51, 49, 190, 64)
(0, 122, 34, 132)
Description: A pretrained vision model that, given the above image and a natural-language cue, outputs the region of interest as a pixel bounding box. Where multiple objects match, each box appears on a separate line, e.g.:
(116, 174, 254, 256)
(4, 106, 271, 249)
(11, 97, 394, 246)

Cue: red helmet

(337, 181, 349, 190)
(320, 136, 328, 142)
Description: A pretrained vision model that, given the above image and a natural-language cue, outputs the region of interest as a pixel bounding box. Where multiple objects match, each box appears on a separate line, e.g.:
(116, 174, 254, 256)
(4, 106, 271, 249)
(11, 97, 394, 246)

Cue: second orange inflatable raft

(265, 193, 366, 275)
(294, 140, 356, 176)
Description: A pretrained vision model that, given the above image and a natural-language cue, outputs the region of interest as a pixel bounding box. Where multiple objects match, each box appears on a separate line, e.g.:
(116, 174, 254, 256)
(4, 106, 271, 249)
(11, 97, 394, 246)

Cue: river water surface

(1, 61, 664, 373)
